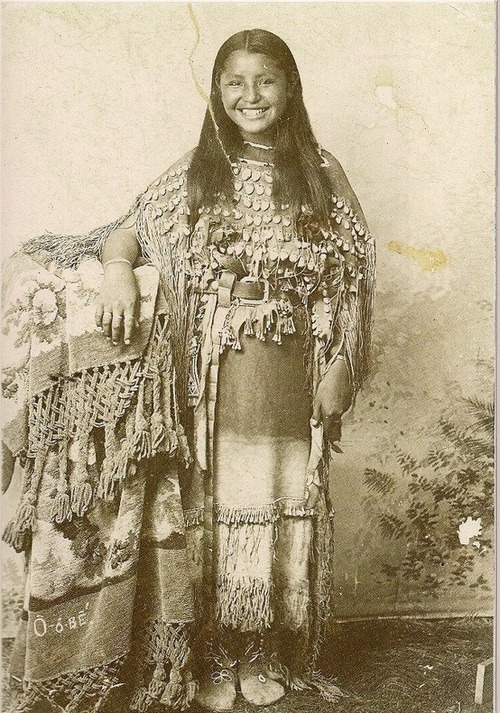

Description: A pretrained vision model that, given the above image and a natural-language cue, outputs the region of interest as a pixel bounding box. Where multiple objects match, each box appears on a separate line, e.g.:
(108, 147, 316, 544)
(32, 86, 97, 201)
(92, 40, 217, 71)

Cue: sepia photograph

(1, 3, 495, 712)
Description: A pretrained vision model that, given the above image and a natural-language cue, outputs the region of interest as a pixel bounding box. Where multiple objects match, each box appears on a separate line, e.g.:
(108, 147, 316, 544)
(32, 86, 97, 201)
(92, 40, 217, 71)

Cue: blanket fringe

(130, 621, 197, 713)
(13, 654, 125, 713)
(14, 502, 36, 532)
(2, 518, 30, 553)
(50, 492, 72, 524)
(4, 313, 194, 549)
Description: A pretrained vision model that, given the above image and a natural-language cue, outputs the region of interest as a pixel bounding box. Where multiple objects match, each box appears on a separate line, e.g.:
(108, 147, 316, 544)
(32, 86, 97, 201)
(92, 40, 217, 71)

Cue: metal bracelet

(103, 258, 132, 268)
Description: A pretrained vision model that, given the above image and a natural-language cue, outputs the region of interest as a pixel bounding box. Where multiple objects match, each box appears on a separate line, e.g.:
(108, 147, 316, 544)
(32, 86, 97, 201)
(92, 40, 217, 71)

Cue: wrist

(103, 258, 134, 273)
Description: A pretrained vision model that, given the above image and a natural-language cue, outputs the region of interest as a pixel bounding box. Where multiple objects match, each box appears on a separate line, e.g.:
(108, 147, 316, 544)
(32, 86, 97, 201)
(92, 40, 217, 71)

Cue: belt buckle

(240, 276, 270, 304)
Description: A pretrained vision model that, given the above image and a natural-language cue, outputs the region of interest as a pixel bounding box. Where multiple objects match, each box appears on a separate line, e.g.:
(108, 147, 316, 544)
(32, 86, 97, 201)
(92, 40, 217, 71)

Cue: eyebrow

(222, 71, 277, 79)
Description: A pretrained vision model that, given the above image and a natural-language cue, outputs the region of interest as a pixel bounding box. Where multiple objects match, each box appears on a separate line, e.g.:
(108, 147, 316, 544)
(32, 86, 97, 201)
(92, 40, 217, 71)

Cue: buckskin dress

(2, 147, 374, 712)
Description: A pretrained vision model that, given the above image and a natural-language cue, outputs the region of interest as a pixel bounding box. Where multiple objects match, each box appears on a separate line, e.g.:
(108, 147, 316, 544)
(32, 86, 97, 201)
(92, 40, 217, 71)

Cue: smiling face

(218, 50, 293, 144)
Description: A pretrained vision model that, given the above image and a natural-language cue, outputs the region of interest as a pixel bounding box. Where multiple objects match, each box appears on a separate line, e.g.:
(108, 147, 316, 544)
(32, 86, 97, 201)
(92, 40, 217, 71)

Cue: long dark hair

(187, 29, 333, 228)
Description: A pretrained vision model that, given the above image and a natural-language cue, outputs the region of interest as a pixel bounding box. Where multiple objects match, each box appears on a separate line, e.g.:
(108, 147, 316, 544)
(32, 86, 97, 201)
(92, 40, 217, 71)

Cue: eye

(260, 78, 275, 86)
(226, 80, 242, 87)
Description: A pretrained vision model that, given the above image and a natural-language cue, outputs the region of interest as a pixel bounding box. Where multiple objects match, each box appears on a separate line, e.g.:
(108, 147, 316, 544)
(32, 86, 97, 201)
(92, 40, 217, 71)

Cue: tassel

(132, 430, 152, 460)
(272, 318, 282, 344)
(232, 330, 241, 351)
(256, 315, 265, 341)
(2, 519, 17, 546)
(148, 664, 167, 699)
(244, 315, 254, 336)
(51, 438, 71, 524)
(133, 381, 152, 459)
(151, 361, 166, 454)
(50, 492, 72, 524)
(2, 519, 29, 553)
(150, 411, 165, 454)
(113, 447, 130, 483)
(96, 468, 115, 501)
(70, 482, 93, 517)
(160, 668, 183, 709)
(130, 687, 150, 713)
(15, 501, 36, 532)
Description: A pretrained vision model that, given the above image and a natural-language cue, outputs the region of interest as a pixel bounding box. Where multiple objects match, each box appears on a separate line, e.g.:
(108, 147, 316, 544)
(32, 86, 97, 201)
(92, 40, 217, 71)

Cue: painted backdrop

(1, 2, 494, 632)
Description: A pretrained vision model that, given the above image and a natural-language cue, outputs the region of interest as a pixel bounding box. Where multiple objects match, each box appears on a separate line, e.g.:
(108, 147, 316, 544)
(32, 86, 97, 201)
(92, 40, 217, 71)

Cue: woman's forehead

(221, 50, 282, 76)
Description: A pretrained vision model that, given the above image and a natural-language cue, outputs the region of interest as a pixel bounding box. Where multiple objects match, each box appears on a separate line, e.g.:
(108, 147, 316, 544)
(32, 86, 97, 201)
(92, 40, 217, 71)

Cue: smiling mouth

(238, 108, 269, 118)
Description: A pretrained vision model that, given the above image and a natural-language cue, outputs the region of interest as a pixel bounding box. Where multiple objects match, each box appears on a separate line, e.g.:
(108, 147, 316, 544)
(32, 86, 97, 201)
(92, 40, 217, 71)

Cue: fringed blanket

(3, 147, 374, 711)
(3, 255, 196, 712)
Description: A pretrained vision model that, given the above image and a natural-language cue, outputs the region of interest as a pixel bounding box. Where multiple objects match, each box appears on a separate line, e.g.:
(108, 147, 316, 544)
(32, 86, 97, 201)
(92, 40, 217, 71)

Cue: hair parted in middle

(187, 28, 334, 229)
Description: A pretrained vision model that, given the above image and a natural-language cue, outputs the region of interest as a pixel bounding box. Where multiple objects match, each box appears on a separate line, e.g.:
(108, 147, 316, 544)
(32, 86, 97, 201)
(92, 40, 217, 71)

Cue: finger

(123, 312, 135, 346)
(95, 303, 104, 330)
(111, 312, 124, 345)
(101, 311, 113, 338)
(311, 400, 322, 425)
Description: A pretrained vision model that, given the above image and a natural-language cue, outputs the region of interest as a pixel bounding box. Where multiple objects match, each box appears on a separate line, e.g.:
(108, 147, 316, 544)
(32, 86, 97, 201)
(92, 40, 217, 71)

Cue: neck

(240, 142, 275, 164)
(243, 140, 274, 150)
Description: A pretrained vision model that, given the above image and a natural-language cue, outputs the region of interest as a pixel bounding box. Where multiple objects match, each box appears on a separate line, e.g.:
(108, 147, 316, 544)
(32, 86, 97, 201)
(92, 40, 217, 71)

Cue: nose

(242, 81, 260, 104)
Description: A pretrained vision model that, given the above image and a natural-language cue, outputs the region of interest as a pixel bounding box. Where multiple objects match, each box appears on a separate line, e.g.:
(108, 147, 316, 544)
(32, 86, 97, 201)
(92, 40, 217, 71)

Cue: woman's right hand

(95, 263, 140, 345)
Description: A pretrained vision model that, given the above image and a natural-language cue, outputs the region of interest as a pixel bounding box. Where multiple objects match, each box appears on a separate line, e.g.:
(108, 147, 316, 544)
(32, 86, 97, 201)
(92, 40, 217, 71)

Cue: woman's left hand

(312, 358, 353, 443)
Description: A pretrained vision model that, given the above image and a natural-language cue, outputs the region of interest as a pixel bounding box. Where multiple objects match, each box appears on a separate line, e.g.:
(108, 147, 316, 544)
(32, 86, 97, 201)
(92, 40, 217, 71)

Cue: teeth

(239, 108, 267, 117)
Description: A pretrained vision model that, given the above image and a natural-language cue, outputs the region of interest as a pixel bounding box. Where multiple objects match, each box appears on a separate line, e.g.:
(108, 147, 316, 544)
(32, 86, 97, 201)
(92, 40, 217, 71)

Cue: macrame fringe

(4, 312, 194, 548)
(130, 621, 197, 713)
(13, 654, 125, 713)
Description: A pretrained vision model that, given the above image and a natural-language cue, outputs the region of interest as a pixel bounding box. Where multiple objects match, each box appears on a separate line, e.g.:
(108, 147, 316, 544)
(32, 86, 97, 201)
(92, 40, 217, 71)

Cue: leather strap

(217, 271, 236, 307)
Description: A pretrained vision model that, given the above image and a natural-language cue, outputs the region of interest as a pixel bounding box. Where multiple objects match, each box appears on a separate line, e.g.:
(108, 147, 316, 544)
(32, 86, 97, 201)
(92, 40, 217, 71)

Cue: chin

(236, 120, 277, 141)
